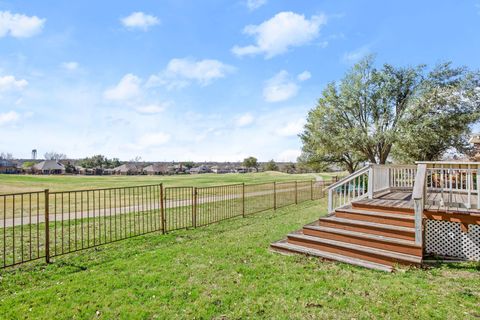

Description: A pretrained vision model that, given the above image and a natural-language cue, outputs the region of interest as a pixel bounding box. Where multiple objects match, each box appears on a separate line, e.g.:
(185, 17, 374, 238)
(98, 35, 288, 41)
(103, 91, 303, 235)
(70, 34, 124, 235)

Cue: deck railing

(327, 166, 370, 213)
(420, 162, 480, 210)
(327, 164, 417, 213)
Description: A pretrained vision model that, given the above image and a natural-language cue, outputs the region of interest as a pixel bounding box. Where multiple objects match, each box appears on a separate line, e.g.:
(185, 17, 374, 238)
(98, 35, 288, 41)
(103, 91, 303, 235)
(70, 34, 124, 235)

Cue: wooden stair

(271, 201, 423, 272)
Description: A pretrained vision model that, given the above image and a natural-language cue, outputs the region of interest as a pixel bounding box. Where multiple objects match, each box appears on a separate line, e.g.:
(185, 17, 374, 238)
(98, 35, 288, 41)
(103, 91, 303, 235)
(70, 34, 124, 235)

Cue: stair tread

(271, 240, 393, 272)
(287, 232, 422, 263)
(304, 225, 420, 247)
(336, 207, 415, 220)
(319, 216, 415, 232)
(352, 201, 413, 212)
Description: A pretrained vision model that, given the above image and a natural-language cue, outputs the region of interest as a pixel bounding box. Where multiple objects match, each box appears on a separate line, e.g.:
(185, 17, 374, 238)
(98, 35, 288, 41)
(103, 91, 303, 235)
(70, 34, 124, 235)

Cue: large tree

(300, 57, 480, 172)
(243, 156, 258, 172)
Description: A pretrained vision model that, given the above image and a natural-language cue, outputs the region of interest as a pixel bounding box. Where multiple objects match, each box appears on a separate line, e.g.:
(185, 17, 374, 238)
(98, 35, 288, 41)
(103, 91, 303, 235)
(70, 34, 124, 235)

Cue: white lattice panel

(425, 220, 480, 261)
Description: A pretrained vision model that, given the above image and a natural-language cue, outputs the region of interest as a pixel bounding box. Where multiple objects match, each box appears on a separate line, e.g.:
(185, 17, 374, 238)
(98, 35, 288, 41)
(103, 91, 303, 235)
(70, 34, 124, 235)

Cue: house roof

(113, 163, 139, 172)
(469, 133, 480, 144)
(33, 160, 65, 171)
(143, 164, 168, 172)
(0, 159, 16, 167)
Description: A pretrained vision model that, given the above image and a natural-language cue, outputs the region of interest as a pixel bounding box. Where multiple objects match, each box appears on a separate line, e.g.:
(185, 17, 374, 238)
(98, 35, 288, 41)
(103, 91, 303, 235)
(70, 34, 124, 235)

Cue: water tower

(32, 149, 37, 160)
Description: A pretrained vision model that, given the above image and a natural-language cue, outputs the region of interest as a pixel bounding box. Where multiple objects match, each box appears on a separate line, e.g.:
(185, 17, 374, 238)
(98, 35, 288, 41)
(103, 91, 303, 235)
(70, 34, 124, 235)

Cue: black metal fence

(0, 179, 333, 269)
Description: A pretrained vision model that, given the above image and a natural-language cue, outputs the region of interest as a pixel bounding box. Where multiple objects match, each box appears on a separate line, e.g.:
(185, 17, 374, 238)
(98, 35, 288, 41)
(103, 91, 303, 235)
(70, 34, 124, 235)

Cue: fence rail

(0, 178, 334, 269)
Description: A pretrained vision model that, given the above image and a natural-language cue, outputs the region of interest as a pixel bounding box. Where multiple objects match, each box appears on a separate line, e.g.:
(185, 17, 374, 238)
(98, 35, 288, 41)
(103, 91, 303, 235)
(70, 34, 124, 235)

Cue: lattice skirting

(425, 220, 480, 261)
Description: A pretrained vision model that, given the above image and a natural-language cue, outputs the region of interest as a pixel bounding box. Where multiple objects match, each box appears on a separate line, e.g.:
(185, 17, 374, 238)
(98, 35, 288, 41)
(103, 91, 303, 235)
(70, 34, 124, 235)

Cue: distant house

(0, 159, 20, 174)
(211, 165, 232, 174)
(469, 133, 480, 161)
(143, 164, 168, 175)
(32, 160, 66, 174)
(189, 165, 211, 174)
(235, 167, 248, 174)
(112, 163, 140, 175)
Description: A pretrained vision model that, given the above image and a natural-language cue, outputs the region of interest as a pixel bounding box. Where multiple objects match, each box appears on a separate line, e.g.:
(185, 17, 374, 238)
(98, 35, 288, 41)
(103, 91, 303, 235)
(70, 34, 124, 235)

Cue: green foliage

(22, 161, 35, 168)
(243, 156, 258, 171)
(78, 155, 121, 169)
(282, 162, 296, 173)
(64, 161, 76, 174)
(182, 161, 195, 169)
(264, 159, 279, 171)
(301, 56, 480, 171)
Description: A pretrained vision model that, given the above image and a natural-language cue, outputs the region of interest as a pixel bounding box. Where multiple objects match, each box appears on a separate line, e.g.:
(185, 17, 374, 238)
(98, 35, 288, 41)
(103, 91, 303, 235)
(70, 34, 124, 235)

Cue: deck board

(357, 190, 480, 215)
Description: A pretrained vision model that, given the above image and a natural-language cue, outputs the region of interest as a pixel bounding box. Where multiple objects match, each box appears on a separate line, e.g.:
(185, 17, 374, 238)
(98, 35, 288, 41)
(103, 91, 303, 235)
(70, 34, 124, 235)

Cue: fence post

(295, 181, 298, 205)
(192, 187, 197, 228)
(310, 180, 314, 200)
(44, 189, 50, 264)
(160, 184, 165, 234)
(242, 183, 245, 218)
(273, 181, 277, 210)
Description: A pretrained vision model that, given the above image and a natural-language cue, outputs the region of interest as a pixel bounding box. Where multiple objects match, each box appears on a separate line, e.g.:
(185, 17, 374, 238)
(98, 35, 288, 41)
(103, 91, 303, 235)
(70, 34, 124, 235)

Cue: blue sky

(0, 0, 479, 162)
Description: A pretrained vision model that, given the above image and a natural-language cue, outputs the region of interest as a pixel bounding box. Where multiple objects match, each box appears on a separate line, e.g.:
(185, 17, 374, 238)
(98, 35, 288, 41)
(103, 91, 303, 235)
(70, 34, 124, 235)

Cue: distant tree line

(77, 155, 121, 169)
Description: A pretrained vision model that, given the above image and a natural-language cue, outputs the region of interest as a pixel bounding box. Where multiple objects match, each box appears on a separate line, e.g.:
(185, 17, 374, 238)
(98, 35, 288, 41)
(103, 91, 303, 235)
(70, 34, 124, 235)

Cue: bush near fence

(0, 179, 334, 269)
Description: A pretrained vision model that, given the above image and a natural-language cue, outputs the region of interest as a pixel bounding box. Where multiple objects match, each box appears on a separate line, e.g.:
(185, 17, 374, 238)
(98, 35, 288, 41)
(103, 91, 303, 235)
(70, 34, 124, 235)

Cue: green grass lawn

(0, 198, 478, 319)
(0, 171, 341, 194)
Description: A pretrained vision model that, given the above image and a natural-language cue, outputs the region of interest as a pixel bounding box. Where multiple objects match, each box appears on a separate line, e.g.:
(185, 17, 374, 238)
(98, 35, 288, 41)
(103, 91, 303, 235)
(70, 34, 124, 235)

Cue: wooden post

(192, 187, 197, 228)
(44, 189, 50, 264)
(367, 166, 374, 199)
(467, 164, 472, 209)
(328, 188, 333, 213)
(295, 181, 298, 204)
(242, 183, 245, 218)
(476, 167, 480, 209)
(273, 182, 277, 210)
(160, 184, 165, 234)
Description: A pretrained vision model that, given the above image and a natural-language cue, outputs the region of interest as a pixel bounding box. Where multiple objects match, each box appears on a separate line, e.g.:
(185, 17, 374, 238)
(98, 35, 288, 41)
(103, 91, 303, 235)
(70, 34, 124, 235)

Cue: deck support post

(467, 164, 472, 209)
(477, 168, 480, 209)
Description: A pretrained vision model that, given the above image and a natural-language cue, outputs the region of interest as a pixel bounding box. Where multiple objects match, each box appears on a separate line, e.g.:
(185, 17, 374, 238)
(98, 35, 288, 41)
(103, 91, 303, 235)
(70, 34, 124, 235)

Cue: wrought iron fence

(0, 178, 334, 269)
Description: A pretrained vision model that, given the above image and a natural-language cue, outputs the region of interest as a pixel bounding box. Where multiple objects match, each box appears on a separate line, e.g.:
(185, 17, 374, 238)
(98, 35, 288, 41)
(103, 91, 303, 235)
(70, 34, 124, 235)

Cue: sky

(0, 0, 480, 162)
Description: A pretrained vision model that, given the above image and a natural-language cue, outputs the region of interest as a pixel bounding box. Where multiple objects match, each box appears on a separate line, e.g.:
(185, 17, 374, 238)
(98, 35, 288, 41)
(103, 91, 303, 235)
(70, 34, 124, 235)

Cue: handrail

(328, 165, 371, 190)
(412, 164, 427, 246)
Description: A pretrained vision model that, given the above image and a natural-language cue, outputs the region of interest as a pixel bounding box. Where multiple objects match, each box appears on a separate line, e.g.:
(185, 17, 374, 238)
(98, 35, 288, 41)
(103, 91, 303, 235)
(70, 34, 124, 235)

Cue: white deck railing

(327, 161, 480, 246)
(419, 162, 480, 210)
(327, 164, 417, 213)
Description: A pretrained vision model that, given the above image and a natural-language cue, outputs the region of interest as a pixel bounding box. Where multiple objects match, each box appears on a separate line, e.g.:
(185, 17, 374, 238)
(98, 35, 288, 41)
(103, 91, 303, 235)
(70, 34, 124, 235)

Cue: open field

(0, 172, 341, 194)
(0, 199, 478, 319)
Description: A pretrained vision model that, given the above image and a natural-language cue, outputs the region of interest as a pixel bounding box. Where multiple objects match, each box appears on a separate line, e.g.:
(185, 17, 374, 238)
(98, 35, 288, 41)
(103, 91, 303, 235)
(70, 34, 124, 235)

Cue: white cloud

(343, 45, 370, 63)
(276, 118, 305, 136)
(277, 149, 301, 162)
(0, 11, 45, 38)
(147, 58, 235, 89)
(297, 71, 311, 81)
(135, 103, 169, 114)
(138, 132, 171, 147)
(246, 0, 267, 10)
(235, 113, 254, 127)
(0, 75, 28, 92)
(263, 70, 298, 102)
(232, 11, 327, 58)
(0, 111, 20, 126)
(104, 74, 141, 101)
(61, 61, 79, 71)
(121, 12, 160, 31)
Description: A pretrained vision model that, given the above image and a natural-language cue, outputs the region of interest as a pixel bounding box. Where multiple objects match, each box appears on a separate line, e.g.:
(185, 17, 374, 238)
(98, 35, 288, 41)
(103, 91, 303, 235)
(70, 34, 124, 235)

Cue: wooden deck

(356, 190, 480, 215)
